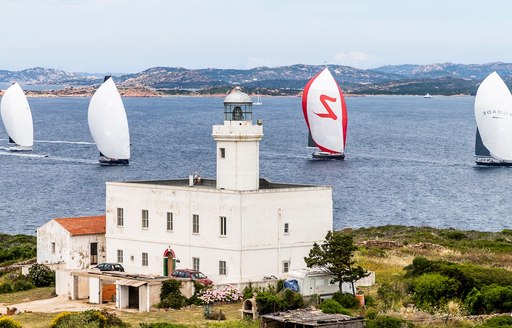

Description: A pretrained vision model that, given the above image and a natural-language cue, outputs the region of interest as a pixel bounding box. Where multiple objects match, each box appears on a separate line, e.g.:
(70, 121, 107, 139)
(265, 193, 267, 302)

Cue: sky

(1, 0, 512, 73)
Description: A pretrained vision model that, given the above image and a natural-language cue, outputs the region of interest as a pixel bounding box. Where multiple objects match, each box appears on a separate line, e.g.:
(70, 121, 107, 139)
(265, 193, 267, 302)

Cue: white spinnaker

(0, 83, 33, 147)
(304, 68, 344, 153)
(88, 78, 130, 159)
(475, 72, 512, 160)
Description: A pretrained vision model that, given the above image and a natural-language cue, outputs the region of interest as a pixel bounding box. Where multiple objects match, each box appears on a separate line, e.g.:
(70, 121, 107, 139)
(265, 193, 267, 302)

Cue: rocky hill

(2, 62, 512, 95)
(0, 67, 101, 86)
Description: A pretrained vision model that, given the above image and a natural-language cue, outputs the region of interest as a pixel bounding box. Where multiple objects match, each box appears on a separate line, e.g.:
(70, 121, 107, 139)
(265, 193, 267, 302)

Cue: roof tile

(54, 216, 106, 236)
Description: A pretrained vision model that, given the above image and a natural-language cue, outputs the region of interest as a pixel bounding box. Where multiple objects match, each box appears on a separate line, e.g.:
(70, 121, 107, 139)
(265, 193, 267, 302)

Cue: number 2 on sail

(315, 94, 338, 120)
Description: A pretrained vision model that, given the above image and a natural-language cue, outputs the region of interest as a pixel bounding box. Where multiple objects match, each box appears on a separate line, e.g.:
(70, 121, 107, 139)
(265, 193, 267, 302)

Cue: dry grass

(6, 302, 257, 328)
(0, 286, 55, 305)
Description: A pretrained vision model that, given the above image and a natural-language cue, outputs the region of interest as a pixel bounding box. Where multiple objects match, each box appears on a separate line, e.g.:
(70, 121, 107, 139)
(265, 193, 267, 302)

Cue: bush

(280, 289, 303, 310)
(412, 273, 459, 310)
(332, 292, 359, 309)
(28, 263, 55, 287)
(466, 284, 512, 314)
(0, 317, 22, 328)
(256, 291, 280, 314)
(140, 324, 189, 328)
(365, 315, 415, 328)
(160, 279, 182, 301)
(476, 315, 512, 327)
(158, 279, 187, 309)
(0, 282, 12, 294)
(11, 274, 35, 292)
(50, 309, 128, 328)
(319, 299, 351, 315)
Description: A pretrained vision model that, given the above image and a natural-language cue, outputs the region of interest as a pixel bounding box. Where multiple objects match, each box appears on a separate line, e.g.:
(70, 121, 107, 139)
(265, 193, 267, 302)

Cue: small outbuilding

(36, 215, 106, 270)
(260, 309, 365, 328)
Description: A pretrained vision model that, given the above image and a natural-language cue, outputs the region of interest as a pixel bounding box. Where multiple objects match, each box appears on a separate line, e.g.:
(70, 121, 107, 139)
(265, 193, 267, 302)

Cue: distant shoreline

(0, 88, 473, 98)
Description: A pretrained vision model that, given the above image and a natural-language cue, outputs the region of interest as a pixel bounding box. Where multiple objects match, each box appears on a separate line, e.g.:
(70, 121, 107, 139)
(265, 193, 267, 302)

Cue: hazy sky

(1, 0, 512, 73)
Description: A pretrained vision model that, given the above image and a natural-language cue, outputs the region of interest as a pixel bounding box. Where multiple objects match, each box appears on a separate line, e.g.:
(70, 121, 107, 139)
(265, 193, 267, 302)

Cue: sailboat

(88, 76, 130, 165)
(474, 71, 512, 166)
(0, 83, 33, 151)
(302, 68, 347, 160)
(424, 93, 432, 98)
(253, 93, 262, 106)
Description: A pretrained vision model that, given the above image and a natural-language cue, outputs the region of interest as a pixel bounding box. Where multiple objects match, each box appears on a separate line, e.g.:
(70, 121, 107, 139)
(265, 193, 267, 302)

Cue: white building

(36, 215, 106, 270)
(105, 88, 333, 285)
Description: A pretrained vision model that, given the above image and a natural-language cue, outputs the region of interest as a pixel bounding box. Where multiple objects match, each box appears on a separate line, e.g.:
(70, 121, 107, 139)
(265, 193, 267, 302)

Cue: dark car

(171, 269, 213, 285)
(94, 263, 125, 272)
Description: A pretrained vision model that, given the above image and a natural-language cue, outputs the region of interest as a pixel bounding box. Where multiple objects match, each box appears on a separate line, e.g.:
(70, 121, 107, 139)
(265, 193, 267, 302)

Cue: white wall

(37, 220, 106, 270)
(105, 182, 332, 284)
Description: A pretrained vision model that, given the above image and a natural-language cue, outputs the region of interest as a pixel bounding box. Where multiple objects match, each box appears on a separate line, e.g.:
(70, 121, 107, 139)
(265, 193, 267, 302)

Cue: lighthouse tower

(212, 87, 263, 191)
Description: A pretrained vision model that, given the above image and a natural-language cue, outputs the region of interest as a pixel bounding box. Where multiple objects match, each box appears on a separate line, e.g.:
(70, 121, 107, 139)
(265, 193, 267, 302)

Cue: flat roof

(120, 178, 329, 190)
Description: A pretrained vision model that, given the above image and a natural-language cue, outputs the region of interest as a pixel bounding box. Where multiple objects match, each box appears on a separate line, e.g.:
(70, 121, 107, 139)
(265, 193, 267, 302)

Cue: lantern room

(223, 86, 253, 122)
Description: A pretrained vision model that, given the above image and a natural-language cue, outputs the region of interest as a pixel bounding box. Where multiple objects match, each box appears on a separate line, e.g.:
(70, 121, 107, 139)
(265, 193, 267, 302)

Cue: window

(117, 250, 124, 263)
(193, 257, 200, 271)
(220, 148, 226, 158)
(117, 208, 124, 226)
(220, 216, 227, 236)
(167, 212, 173, 231)
(192, 214, 199, 234)
(142, 252, 148, 266)
(51, 242, 55, 254)
(142, 210, 149, 229)
(283, 260, 290, 273)
(284, 223, 290, 234)
(219, 260, 227, 275)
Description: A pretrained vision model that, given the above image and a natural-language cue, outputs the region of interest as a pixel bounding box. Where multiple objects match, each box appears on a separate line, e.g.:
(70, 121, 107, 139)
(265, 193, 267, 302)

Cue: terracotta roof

(54, 216, 106, 236)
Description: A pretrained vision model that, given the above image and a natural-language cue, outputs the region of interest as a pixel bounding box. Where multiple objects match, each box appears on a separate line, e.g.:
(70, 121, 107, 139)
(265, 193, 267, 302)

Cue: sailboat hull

(475, 156, 512, 166)
(99, 156, 129, 166)
(312, 151, 345, 160)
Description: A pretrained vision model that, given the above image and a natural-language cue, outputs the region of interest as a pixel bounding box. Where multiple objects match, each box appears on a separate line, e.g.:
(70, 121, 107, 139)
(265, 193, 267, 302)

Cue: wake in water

(0, 138, 95, 145)
(34, 139, 95, 145)
(0, 150, 97, 164)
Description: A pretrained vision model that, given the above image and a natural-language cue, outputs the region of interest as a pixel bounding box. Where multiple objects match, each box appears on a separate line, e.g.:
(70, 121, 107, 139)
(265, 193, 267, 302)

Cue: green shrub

(160, 279, 182, 301)
(476, 315, 512, 327)
(11, 274, 35, 292)
(50, 309, 128, 328)
(276, 279, 285, 292)
(0, 282, 12, 294)
(332, 292, 359, 309)
(281, 289, 303, 310)
(319, 299, 351, 315)
(377, 283, 403, 310)
(365, 308, 378, 320)
(467, 284, 512, 314)
(0, 317, 22, 328)
(139, 324, 189, 328)
(28, 263, 55, 287)
(158, 279, 187, 309)
(365, 315, 415, 328)
(256, 291, 280, 314)
(444, 231, 467, 240)
(188, 281, 209, 305)
(412, 273, 459, 310)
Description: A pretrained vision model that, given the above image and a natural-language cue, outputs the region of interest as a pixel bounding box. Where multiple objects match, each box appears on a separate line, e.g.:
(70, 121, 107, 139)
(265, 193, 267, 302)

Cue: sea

(0, 95, 507, 235)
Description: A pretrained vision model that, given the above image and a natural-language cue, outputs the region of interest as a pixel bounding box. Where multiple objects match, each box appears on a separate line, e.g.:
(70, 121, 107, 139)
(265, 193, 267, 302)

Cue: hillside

(2, 62, 512, 95)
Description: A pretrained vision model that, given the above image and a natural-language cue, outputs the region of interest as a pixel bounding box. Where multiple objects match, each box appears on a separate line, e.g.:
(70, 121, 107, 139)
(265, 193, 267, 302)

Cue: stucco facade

(36, 216, 106, 270)
(105, 179, 332, 284)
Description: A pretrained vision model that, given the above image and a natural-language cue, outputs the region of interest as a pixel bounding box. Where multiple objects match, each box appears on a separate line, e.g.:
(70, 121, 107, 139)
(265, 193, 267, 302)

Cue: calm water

(0, 95, 506, 235)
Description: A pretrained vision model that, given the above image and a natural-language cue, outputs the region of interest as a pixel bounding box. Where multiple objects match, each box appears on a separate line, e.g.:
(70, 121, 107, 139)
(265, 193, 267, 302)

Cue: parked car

(93, 263, 125, 272)
(171, 269, 213, 285)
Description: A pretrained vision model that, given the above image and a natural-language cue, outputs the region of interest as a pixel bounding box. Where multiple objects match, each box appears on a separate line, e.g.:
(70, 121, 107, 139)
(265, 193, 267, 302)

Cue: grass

(5, 225, 512, 327)
(0, 286, 55, 305)
(7, 303, 259, 328)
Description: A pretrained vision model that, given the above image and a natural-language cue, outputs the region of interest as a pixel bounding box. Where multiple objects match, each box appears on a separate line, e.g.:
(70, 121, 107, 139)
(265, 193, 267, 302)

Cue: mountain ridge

(2, 62, 512, 95)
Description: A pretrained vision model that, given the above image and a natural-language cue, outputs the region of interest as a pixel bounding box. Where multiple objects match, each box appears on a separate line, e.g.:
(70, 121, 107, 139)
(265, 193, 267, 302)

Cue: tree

(304, 231, 368, 294)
